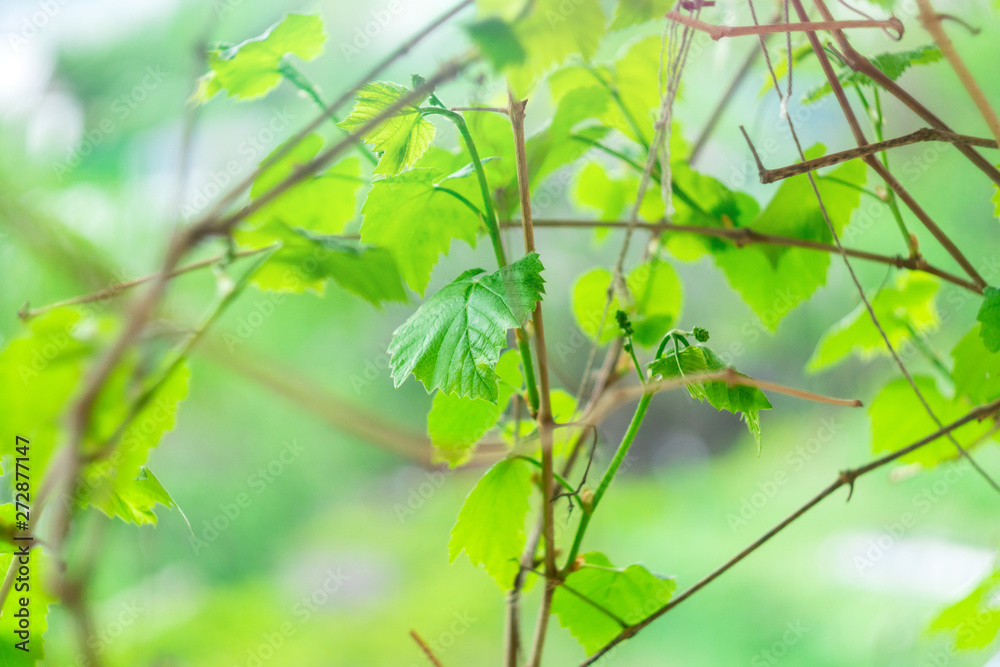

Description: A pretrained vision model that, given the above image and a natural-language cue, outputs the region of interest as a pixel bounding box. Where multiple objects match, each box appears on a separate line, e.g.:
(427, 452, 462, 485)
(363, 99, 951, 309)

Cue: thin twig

(915, 0, 1000, 148)
(664, 11, 902, 40)
(410, 630, 445, 667)
(792, 0, 1000, 491)
(751, 127, 997, 184)
(579, 396, 1000, 664)
(20, 246, 277, 321)
(508, 92, 558, 667)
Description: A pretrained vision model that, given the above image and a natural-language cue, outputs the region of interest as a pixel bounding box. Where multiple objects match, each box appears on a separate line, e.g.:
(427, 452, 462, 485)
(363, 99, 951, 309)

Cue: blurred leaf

(360, 169, 480, 295)
(465, 17, 526, 70)
(197, 13, 326, 101)
(428, 350, 522, 467)
(236, 222, 406, 303)
(805, 45, 942, 103)
(571, 259, 682, 346)
(610, 0, 672, 30)
(389, 254, 545, 402)
(448, 457, 533, 588)
(250, 134, 363, 235)
(0, 309, 94, 478)
(552, 552, 675, 655)
(977, 286, 1000, 352)
(952, 325, 1000, 404)
(81, 362, 190, 526)
(808, 272, 939, 372)
(339, 81, 435, 176)
(869, 377, 991, 466)
(502, 0, 606, 94)
(929, 566, 1000, 650)
(648, 344, 772, 449)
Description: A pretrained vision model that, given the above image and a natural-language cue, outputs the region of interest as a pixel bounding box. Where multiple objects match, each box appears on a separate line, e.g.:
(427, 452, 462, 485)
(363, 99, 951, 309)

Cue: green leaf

(808, 272, 939, 372)
(428, 350, 522, 467)
(952, 324, 1000, 404)
(465, 16, 526, 70)
(80, 362, 191, 526)
(805, 45, 942, 103)
(249, 135, 363, 235)
(648, 344, 772, 449)
(448, 457, 533, 588)
(0, 548, 54, 663)
(571, 259, 683, 346)
(389, 253, 545, 402)
(338, 81, 436, 176)
(929, 566, 1000, 650)
(609, 0, 672, 30)
(502, 0, 606, 95)
(360, 169, 481, 295)
(711, 148, 865, 330)
(977, 286, 1000, 353)
(235, 221, 407, 304)
(197, 13, 326, 101)
(552, 552, 676, 655)
(869, 377, 992, 467)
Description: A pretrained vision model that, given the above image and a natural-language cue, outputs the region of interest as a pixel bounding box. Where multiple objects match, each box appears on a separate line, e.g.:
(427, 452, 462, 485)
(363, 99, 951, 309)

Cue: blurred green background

(2, 0, 1000, 665)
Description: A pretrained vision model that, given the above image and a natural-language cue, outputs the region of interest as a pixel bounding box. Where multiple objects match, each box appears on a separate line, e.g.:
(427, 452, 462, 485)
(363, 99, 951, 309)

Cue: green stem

(584, 64, 650, 153)
(421, 106, 541, 414)
(278, 60, 379, 167)
(562, 391, 653, 573)
(855, 86, 915, 255)
(515, 456, 578, 501)
(903, 321, 952, 381)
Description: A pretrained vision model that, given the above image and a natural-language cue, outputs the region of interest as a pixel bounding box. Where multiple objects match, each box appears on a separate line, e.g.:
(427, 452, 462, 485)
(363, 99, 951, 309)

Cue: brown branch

(410, 630, 445, 667)
(515, 219, 983, 294)
(579, 396, 1000, 665)
(812, 4, 1000, 187)
(19, 245, 277, 321)
(916, 0, 1000, 148)
(752, 127, 997, 184)
(792, 0, 999, 492)
(664, 10, 902, 40)
(508, 92, 559, 667)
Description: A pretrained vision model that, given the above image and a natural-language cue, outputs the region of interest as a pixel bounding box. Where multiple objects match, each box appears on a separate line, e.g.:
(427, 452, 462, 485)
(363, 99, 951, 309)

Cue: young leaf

(448, 457, 533, 588)
(389, 253, 545, 402)
(808, 272, 939, 372)
(428, 350, 523, 467)
(338, 81, 436, 176)
(952, 324, 1000, 404)
(977, 286, 1000, 353)
(552, 552, 676, 655)
(571, 259, 683, 346)
(249, 134, 363, 235)
(648, 344, 772, 449)
(869, 377, 992, 467)
(360, 168, 481, 295)
(805, 45, 942, 104)
(235, 221, 407, 304)
(196, 13, 326, 102)
(929, 566, 1000, 650)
